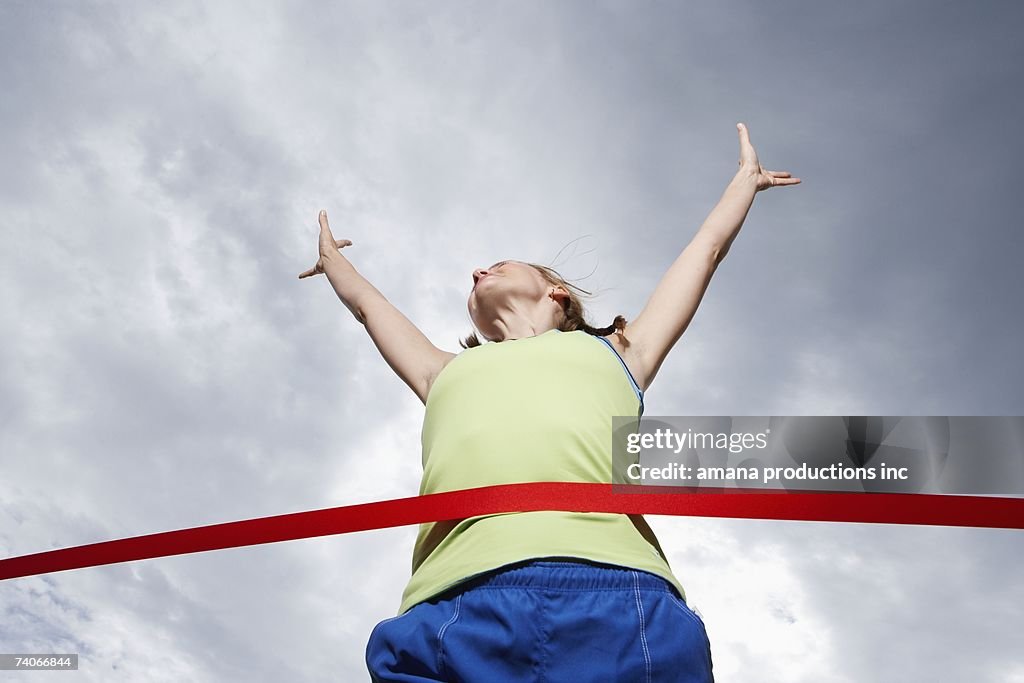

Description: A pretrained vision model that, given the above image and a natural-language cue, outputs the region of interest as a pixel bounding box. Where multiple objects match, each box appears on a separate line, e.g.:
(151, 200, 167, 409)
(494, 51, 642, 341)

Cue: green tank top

(397, 328, 687, 615)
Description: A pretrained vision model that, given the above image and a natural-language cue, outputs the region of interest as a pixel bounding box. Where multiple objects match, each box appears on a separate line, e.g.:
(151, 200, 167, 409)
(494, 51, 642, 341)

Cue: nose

(472, 268, 489, 286)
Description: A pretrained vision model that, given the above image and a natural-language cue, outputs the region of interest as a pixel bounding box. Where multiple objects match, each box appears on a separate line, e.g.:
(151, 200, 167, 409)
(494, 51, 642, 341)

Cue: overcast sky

(2, 1, 1023, 681)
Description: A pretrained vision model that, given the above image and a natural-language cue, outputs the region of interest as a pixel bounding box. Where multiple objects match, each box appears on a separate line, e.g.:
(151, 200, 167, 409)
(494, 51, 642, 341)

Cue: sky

(1, 1, 1023, 680)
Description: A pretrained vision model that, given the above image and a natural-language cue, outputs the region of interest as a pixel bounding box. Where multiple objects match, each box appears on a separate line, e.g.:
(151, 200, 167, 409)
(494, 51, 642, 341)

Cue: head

(461, 259, 626, 348)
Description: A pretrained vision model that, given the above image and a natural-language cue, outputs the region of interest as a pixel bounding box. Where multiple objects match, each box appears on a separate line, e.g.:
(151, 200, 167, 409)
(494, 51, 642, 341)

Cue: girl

(300, 123, 799, 682)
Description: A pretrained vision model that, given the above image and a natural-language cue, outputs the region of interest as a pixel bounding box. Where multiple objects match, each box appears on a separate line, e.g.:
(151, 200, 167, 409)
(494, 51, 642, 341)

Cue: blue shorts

(366, 558, 714, 682)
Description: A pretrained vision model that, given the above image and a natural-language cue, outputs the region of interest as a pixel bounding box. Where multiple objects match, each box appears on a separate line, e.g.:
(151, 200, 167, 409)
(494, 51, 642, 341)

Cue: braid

(558, 289, 626, 338)
(579, 314, 627, 337)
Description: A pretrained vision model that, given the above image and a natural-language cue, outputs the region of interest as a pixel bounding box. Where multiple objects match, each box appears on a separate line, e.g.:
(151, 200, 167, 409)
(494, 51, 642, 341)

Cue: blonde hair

(459, 262, 626, 349)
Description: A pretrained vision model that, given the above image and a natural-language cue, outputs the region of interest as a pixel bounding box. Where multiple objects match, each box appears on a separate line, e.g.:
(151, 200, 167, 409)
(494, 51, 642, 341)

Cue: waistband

(456, 557, 681, 596)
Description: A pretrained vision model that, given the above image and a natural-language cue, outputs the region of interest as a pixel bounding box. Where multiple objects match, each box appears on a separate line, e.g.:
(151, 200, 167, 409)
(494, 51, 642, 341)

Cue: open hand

(736, 123, 801, 192)
(298, 210, 353, 279)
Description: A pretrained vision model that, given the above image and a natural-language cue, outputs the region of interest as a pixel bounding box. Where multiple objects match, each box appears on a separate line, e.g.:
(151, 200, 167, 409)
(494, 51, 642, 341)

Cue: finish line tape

(2, 482, 1023, 581)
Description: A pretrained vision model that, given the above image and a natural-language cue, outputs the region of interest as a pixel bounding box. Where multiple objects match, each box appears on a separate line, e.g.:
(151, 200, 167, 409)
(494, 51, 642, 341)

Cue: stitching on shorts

(374, 612, 408, 629)
(667, 594, 714, 677)
(367, 610, 410, 653)
(436, 593, 462, 678)
(472, 585, 676, 593)
(537, 589, 549, 681)
(668, 593, 707, 630)
(632, 571, 652, 683)
(668, 593, 714, 665)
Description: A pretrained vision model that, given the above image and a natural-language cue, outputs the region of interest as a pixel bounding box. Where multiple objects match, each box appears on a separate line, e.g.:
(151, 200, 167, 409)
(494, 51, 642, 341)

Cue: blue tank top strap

(591, 334, 645, 416)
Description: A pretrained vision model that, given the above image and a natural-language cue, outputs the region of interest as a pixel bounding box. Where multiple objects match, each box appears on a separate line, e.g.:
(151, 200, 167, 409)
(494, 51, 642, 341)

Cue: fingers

(737, 122, 755, 155)
(762, 175, 801, 189)
(768, 171, 801, 186)
(736, 122, 759, 168)
(734, 127, 802, 190)
(318, 208, 332, 238)
(319, 211, 356, 246)
(737, 122, 751, 144)
(298, 258, 326, 279)
(307, 211, 354, 279)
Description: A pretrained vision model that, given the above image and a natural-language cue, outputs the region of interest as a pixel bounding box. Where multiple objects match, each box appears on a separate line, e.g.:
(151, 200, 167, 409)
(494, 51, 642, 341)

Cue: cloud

(2, 1, 1021, 680)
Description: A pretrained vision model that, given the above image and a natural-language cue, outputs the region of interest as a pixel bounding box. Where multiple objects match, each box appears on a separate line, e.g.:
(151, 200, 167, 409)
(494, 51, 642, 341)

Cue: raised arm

(299, 210, 455, 405)
(623, 123, 800, 392)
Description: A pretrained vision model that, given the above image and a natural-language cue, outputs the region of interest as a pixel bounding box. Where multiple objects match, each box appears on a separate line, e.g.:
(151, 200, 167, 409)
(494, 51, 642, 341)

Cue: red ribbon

(2, 482, 1022, 581)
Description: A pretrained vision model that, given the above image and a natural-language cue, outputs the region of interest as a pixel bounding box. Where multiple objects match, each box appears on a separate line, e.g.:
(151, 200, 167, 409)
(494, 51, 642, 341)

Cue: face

(467, 260, 553, 334)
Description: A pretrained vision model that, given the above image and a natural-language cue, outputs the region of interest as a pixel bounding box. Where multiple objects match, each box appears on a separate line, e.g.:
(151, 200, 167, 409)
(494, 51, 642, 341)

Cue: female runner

(300, 122, 799, 682)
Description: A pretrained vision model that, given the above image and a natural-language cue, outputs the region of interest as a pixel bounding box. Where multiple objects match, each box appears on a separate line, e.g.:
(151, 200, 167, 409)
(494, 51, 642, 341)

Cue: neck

(478, 301, 561, 342)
